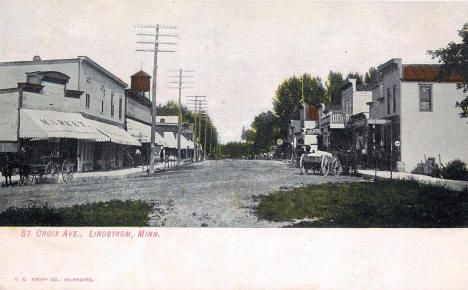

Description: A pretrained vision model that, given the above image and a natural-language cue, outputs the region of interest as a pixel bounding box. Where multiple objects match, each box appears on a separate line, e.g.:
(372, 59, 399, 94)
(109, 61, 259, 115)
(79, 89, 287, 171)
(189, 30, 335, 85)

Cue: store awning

(86, 119, 141, 146)
(180, 135, 194, 149)
(20, 108, 109, 141)
(163, 132, 177, 148)
(126, 119, 165, 145)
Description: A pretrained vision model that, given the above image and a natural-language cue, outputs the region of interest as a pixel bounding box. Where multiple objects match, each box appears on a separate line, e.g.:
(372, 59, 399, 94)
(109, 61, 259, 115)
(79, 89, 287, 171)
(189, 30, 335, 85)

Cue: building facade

(0, 56, 139, 172)
(367, 58, 468, 171)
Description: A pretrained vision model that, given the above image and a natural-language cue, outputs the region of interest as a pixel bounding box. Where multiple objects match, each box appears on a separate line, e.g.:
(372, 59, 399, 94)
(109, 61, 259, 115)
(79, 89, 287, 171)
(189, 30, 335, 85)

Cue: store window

(85, 80, 91, 108)
(419, 85, 432, 112)
(111, 92, 114, 117)
(119, 97, 123, 120)
(387, 88, 391, 114)
(100, 87, 105, 114)
(392, 86, 397, 113)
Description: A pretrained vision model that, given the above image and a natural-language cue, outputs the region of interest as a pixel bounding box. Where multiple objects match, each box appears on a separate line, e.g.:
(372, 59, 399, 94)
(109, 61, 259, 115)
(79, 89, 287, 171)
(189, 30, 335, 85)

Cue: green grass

(0, 200, 153, 226)
(257, 180, 468, 227)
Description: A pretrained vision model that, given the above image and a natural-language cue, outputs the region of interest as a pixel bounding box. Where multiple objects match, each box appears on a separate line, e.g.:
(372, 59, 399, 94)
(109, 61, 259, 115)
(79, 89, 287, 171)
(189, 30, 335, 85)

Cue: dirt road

(0, 160, 361, 227)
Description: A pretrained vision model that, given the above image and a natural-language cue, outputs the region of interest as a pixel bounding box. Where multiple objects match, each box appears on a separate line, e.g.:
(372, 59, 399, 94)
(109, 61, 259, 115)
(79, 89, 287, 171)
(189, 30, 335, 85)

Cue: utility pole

(168, 69, 194, 166)
(136, 24, 177, 174)
(186, 96, 207, 161)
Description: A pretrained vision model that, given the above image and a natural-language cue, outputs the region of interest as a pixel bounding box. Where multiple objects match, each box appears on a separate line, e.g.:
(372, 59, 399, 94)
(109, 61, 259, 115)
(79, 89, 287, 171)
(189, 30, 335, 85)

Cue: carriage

(19, 154, 75, 185)
(298, 150, 342, 176)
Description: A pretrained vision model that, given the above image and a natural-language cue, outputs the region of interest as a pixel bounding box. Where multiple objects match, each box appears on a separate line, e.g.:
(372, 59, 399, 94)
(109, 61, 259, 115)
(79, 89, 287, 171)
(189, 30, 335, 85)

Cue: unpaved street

(0, 160, 361, 227)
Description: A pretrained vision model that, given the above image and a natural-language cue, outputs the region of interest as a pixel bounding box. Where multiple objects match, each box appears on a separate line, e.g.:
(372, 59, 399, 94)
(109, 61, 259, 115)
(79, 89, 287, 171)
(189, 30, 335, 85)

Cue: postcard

(1, 0, 468, 289)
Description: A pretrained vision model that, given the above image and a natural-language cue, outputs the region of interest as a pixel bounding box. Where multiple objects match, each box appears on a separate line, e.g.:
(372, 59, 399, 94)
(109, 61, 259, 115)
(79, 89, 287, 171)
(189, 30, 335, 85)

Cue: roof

(402, 64, 464, 82)
(131, 70, 151, 78)
(0, 56, 128, 87)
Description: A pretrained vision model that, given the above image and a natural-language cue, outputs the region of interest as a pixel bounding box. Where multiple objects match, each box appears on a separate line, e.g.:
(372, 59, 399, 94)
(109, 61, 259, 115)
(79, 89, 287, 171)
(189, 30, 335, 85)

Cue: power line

(136, 24, 177, 173)
(167, 69, 194, 165)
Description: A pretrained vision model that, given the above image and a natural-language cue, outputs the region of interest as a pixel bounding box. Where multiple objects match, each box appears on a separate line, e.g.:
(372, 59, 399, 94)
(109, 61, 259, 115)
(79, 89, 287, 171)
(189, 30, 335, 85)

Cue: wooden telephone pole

(136, 24, 177, 173)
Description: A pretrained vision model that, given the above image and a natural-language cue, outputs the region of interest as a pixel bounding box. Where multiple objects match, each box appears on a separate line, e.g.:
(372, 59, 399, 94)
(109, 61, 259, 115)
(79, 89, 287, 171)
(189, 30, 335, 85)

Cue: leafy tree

(325, 71, 345, 105)
(273, 74, 327, 138)
(250, 111, 280, 154)
(346, 72, 364, 88)
(156, 100, 180, 116)
(428, 23, 468, 118)
(364, 67, 382, 88)
(220, 142, 253, 158)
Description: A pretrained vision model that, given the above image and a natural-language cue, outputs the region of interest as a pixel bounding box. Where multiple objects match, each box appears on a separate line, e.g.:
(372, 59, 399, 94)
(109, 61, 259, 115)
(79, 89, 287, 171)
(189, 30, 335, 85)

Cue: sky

(1, 0, 468, 143)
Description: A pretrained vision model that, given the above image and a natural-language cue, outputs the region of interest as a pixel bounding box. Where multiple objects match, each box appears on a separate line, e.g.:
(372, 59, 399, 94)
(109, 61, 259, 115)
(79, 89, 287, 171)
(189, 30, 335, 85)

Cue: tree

(428, 23, 468, 118)
(346, 72, 364, 88)
(364, 67, 382, 88)
(325, 71, 345, 105)
(156, 100, 180, 115)
(273, 74, 327, 138)
(250, 111, 280, 154)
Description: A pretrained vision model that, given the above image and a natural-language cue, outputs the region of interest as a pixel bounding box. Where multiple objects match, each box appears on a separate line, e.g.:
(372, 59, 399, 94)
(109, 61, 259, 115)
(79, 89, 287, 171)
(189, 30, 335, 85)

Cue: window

(100, 87, 105, 114)
(111, 92, 114, 117)
(387, 88, 391, 114)
(118, 97, 122, 120)
(85, 80, 91, 108)
(392, 86, 397, 113)
(160, 118, 165, 123)
(419, 85, 432, 112)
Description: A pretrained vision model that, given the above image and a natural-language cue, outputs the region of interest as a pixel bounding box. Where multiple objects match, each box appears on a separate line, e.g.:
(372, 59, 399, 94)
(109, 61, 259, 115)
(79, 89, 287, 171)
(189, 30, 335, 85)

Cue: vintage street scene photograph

(1, 1, 468, 229)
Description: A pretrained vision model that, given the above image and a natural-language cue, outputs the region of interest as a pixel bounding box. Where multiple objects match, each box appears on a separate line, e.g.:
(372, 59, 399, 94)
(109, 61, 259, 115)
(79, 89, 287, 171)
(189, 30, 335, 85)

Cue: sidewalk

(357, 169, 468, 192)
(3, 160, 194, 185)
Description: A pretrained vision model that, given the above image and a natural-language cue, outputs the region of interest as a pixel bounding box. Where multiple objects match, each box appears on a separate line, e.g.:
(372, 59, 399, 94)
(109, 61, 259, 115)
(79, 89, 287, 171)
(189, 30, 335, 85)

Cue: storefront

(19, 108, 140, 172)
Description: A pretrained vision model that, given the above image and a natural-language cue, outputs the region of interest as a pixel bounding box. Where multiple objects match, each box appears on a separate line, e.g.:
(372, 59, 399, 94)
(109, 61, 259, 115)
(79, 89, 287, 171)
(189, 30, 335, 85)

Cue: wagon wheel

(330, 157, 343, 176)
(20, 174, 29, 185)
(45, 161, 60, 183)
(299, 154, 308, 175)
(321, 156, 330, 176)
(61, 159, 74, 184)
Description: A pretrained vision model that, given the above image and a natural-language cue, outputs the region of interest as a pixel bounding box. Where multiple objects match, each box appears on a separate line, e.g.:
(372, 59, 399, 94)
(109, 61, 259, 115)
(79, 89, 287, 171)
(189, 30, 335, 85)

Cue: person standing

(0, 153, 12, 186)
(135, 148, 141, 168)
(361, 145, 368, 169)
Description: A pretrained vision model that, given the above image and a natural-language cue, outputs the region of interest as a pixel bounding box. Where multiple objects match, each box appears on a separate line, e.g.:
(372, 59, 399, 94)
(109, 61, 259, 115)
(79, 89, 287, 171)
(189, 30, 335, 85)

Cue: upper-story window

(110, 92, 115, 117)
(100, 87, 105, 114)
(419, 85, 432, 112)
(392, 86, 397, 113)
(387, 88, 391, 114)
(160, 118, 165, 123)
(85, 79, 91, 109)
(118, 97, 123, 120)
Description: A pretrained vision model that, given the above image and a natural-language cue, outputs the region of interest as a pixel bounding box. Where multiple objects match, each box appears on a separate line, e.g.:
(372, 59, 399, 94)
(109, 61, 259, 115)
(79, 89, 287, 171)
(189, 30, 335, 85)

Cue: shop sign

(40, 118, 87, 127)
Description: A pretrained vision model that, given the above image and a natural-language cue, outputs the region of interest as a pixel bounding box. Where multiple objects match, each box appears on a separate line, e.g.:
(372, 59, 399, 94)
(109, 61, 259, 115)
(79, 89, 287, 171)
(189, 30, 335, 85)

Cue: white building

(368, 58, 468, 171)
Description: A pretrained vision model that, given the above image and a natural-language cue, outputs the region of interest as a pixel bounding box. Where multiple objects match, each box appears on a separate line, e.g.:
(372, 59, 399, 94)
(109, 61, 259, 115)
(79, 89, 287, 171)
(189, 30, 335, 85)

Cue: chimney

(349, 78, 357, 91)
(33, 55, 41, 62)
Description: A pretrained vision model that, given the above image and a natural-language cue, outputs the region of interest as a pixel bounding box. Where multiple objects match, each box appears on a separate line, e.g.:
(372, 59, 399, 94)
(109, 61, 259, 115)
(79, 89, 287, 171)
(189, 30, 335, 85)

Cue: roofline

(0, 56, 128, 88)
(79, 56, 128, 87)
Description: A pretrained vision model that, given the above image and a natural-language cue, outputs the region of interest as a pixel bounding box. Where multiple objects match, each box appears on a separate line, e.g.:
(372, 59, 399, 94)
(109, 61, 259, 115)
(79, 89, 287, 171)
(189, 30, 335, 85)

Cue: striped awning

(163, 132, 177, 148)
(126, 119, 165, 145)
(20, 108, 109, 141)
(180, 135, 194, 149)
(85, 119, 141, 146)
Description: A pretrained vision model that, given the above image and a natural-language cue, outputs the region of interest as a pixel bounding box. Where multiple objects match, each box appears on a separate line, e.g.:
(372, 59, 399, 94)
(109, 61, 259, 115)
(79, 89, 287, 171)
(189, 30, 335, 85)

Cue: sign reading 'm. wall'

(39, 119, 88, 127)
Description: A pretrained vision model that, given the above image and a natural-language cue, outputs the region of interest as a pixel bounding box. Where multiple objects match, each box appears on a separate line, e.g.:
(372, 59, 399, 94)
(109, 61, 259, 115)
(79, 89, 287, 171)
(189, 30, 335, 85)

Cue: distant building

(318, 104, 345, 151)
(125, 71, 194, 162)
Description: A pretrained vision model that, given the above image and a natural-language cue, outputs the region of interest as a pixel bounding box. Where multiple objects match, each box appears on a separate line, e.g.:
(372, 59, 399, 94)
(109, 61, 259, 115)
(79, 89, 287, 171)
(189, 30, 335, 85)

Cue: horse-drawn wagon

(19, 154, 75, 185)
(298, 150, 342, 176)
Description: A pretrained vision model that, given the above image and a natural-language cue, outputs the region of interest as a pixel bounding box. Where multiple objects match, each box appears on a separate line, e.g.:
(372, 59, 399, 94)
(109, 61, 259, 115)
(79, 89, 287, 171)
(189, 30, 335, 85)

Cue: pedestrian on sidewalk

(0, 153, 12, 187)
(135, 148, 141, 168)
(361, 145, 368, 169)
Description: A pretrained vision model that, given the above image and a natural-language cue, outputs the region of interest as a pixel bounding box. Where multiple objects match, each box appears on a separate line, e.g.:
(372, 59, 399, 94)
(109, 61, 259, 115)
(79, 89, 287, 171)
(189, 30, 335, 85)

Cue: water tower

(130, 70, 151, 98)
